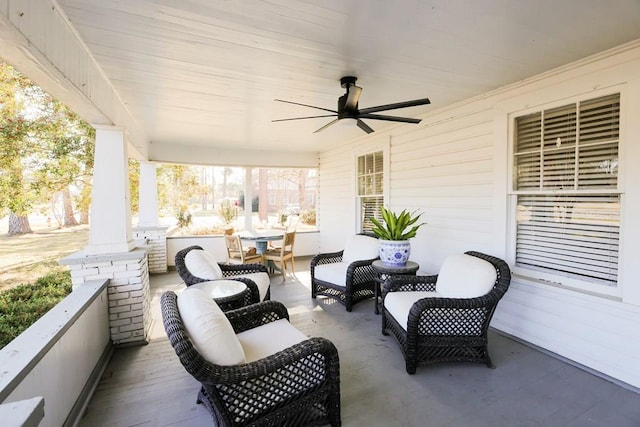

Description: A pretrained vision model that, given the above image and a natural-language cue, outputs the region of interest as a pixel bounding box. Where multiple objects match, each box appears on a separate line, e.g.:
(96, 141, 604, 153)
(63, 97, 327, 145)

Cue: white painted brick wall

(133, 226, 168, 274)
(60, 248, 151, 346)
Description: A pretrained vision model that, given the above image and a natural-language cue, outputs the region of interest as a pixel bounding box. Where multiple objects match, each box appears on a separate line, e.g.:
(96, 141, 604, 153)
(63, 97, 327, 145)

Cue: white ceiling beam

(149, 142, 319, 168)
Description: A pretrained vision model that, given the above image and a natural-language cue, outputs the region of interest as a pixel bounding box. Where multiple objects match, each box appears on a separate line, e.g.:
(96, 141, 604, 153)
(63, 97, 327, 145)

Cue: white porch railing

(0, 280, 111, 427)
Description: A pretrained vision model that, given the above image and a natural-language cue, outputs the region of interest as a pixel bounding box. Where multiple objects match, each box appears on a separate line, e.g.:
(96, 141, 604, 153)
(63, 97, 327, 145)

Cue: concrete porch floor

(79, 258, 640, 426)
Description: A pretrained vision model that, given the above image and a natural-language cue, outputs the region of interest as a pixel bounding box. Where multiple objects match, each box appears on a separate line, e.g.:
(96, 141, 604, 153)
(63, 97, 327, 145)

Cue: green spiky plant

(369, 206, 426, 240)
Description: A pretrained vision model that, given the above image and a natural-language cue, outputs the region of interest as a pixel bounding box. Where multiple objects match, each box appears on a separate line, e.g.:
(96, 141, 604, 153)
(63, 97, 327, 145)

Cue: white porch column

(86, 126, 135, 255)
(133, 161, 169, 273)
(244, 167, 253, 230)
(60, 125, 152, 346)
(137, 162, 160, 227)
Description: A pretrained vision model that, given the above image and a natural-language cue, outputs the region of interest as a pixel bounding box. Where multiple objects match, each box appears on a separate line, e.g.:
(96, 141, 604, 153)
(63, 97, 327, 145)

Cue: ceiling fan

(272, 76, 430, 134)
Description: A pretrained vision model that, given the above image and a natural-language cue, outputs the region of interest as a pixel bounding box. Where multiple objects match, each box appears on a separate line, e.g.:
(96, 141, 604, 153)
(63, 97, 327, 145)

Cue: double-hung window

(357, 150, 384, 233)
(511, 93, 620, 288)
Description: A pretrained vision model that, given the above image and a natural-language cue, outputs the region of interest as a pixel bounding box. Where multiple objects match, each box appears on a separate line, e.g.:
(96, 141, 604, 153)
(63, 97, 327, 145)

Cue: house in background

(1, 1, 640, 424)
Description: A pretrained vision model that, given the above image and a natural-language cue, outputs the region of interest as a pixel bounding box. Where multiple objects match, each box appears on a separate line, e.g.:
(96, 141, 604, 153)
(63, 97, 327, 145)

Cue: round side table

(191, 280, 249, 311)
(371, 260, 419, 314)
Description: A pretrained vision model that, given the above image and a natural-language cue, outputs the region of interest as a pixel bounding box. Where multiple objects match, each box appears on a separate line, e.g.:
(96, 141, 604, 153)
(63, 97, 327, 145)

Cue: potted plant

(369, 206, 426, 266)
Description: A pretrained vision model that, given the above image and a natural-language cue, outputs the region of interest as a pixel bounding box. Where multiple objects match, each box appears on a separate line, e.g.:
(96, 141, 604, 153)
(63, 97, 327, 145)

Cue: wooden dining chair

(263, 231, 296, 282)
(225, 234, 262, 265)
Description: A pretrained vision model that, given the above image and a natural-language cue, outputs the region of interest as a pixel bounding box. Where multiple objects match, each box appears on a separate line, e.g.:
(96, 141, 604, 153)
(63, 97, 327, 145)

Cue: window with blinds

(512, 93, 620, 286)
(357, 151, 384, 233)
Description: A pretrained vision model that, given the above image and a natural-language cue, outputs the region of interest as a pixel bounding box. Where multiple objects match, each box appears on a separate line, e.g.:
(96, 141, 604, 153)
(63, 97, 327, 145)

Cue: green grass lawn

(0, 224, 87, 349)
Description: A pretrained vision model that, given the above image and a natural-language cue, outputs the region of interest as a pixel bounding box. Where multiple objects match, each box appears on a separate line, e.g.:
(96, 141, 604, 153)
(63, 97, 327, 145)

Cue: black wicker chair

(381, 251, 511, 374)
(161, 291, 341, 426)
(175, 245, 270, 306)
(310, 234, 379, 312)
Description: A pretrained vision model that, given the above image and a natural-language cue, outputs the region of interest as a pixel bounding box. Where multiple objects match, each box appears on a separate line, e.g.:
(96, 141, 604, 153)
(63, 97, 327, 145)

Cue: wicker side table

(371, 260, 419, 314)
(190, 280, 249, 311)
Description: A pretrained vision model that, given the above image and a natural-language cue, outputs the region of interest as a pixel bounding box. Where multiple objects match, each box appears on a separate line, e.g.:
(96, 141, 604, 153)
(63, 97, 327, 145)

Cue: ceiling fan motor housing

(337, 94, 356, 118)
(340, 76, 358, 88)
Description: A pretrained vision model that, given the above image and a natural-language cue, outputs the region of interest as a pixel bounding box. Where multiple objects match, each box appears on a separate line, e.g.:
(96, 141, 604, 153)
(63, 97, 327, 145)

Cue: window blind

(513, 93, 620, 286)
(357, 151, 384, 233)
(516, 194, 619, 284)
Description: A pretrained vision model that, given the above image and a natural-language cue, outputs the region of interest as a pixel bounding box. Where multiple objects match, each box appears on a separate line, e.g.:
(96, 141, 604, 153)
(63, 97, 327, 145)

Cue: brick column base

(133, 226, 169, 273)
(60, 248, 151, 346)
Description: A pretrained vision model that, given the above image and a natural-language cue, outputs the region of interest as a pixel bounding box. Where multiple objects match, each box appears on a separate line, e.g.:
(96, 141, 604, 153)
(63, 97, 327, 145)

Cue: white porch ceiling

(52, 0, 640, 158)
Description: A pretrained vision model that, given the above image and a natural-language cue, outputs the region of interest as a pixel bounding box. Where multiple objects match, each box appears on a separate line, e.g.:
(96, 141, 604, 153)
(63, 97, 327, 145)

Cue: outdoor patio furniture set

(164, 237, 511, 426)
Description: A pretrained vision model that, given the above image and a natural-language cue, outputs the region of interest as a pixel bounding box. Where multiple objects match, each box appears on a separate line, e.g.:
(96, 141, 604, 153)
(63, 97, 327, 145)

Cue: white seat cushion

(313, 262, 350, 287)
(184, 249, 223, 280)
(177, 287, 245, 365)
(226, 272, 270, 301)
(384, 291, 440, 330)
(435, 254, 497, 298)
(342, 235, 379, 265)
(237, 318, 308, 363)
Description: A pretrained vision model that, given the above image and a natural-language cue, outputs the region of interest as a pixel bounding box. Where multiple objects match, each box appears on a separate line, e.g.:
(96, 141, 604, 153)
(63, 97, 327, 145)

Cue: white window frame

(355, 141, 390, 233)
(507, 89, 624, 297)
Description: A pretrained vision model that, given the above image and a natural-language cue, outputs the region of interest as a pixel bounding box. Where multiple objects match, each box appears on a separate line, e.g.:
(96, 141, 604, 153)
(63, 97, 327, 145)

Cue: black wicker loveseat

(381, 251, 511, 374)
(175, 245, 270, 306)
(161, 290, 341, 426)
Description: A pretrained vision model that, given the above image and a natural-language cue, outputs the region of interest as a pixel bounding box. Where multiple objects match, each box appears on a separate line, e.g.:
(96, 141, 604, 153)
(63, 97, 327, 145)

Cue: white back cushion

(185, 249, 223, 280)
(177, 287, 245, 365)
(435, 254, 497, 298)
(342, 235, 379, 265)
(237, 318, 307, 363)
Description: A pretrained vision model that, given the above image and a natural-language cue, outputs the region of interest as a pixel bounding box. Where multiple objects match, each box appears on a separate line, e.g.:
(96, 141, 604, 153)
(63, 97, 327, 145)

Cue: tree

(0, 63, 37, 234)
(128, 159, 140, 216)
(156, 164, 204, 227)
(1, 61, 95, 234)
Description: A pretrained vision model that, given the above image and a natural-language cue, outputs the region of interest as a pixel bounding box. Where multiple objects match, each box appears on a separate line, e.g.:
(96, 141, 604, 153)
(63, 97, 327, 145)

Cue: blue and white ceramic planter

(378, 239, 411, 267)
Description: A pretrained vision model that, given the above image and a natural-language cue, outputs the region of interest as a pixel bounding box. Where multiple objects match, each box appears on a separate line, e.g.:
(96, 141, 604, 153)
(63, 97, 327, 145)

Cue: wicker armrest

(383, 274, 438, 294)
(409, 290, 502, 313)
(310, 250, 344, 268)
(346, 257, 378, 284)
(199, 336, 339, 385)
(225, 300, 289, 333)
(220, 262, 268, 275)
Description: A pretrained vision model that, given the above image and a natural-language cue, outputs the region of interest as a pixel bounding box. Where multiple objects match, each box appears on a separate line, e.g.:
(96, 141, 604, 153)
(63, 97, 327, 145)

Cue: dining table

(235, 230, 285, 274)
(235, 230, 284, 254)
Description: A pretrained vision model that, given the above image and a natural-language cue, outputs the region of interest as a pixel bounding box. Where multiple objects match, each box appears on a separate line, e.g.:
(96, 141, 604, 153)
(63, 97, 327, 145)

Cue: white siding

(318, 41, 640, 389)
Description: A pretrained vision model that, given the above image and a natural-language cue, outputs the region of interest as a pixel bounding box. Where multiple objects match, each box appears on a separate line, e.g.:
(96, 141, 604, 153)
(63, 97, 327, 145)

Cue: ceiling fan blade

(356, 119, 374, 134)
(274, 99, 337, 114)
(272, 114, 337, 122)
(358, 113, 421, 124)
(359, 98, 431, 114)
(313, 118, 340, 133)
(345, 85, 362, 110)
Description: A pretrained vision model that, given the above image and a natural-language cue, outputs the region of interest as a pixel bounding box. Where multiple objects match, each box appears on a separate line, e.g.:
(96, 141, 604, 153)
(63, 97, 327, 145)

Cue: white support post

(244, 168, 253, 230)
(133, 161, 168, 273)
(60, 125, 152, 346)
(137, 162, 160, 227)
(86, 126, 135, 255)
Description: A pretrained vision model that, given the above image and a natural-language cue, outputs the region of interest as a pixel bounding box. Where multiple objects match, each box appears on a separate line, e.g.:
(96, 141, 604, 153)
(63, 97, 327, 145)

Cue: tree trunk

(62, 187, 79, 226)
(298, 169, 306, 209)
(7, 212, 32, 236)
(258, 168, 268, 222)
(78, 177, 91, 224)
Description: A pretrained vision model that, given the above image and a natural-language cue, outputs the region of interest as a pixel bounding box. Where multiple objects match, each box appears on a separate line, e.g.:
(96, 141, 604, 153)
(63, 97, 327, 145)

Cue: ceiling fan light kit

(273, 76, 430, 134)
